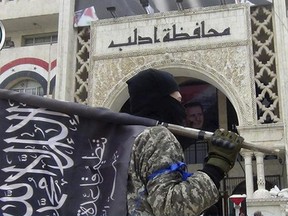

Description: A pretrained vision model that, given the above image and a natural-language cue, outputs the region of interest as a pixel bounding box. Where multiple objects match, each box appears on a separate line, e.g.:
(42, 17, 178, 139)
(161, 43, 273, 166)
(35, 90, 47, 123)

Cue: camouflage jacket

(127, 126, 219, 216)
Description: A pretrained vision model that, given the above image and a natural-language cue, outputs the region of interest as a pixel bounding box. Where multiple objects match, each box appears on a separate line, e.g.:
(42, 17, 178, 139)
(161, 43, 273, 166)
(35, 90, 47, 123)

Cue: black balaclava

(126, 68, 186, 126)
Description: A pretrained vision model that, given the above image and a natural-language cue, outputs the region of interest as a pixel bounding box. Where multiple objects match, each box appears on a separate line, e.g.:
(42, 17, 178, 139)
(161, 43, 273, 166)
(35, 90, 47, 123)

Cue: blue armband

(147, 162, 192, 181)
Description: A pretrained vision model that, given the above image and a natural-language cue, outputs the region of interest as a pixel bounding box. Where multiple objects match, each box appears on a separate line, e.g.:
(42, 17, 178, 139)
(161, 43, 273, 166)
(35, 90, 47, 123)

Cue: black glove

(206, 129, 244, 174)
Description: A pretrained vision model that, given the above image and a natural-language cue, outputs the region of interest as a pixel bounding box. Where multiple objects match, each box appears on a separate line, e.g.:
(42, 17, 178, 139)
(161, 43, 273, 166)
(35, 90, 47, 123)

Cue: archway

(119, 70, 239, 164)
(104, 63, 246, 127)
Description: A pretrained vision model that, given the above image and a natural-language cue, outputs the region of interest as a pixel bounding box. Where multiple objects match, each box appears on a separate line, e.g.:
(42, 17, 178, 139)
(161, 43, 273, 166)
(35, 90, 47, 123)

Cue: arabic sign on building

(0, 21, 5, 50)
(91, 5, 250, 58)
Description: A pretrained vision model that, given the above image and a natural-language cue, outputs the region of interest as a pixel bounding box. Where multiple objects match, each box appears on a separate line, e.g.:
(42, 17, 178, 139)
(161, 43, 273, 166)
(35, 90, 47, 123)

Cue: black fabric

(0, 89, 153, 216)
(127, 68, 180, 115)
(127, 68, 185, 126)
(200, 164, 225, 189)
(133, 95, 186, 126)
(0, 89, 158, 127)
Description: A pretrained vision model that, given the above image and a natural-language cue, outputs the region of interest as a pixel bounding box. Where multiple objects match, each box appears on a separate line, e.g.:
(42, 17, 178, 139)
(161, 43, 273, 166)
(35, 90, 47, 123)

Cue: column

(255, 152, 265, 190)
(241, 151, 254, 198)
(253, 152, 271, 198)
(55, 0, 77, 101)
(273, 0, 288, 187)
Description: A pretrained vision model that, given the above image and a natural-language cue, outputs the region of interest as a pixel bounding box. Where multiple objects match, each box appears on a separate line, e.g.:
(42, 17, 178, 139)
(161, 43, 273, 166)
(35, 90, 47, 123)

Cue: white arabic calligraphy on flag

(0, 89, 155, 216)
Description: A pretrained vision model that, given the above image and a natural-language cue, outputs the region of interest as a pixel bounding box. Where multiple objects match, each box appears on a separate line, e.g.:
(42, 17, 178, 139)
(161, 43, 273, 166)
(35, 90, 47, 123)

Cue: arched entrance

(95, 63, 251, 127)
(119, 71, 239, 164)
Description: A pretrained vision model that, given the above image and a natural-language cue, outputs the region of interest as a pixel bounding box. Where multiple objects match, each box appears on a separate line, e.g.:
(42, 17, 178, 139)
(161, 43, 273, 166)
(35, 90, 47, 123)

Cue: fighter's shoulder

(137, 125, 175, 141)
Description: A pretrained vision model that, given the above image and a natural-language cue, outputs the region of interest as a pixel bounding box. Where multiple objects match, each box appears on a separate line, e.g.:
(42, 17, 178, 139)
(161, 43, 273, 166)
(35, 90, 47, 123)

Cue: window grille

(251, 5, 280, 123)
(10, 80, 44, 96)
(74, 27, 90, 104)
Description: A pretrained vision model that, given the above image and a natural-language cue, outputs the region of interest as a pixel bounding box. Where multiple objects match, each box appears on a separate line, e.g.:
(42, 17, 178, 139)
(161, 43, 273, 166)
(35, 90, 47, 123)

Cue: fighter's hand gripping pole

(165, 123, 283, 155)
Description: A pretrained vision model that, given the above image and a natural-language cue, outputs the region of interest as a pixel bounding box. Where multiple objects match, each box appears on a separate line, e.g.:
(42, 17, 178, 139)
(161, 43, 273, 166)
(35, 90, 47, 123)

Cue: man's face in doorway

(186, 105, 204, 129)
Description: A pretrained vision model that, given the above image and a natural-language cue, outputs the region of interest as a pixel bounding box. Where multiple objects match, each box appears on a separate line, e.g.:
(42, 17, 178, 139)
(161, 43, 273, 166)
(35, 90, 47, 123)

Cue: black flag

(0, 89, 157, 216)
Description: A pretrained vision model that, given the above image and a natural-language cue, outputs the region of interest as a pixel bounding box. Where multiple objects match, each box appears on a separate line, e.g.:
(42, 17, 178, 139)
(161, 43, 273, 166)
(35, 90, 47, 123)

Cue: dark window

(23, 33, 58, 46)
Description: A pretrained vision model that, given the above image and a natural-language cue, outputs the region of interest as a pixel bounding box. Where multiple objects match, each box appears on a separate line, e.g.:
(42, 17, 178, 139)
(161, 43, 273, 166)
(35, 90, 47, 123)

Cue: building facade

(1, 0, 288, 215)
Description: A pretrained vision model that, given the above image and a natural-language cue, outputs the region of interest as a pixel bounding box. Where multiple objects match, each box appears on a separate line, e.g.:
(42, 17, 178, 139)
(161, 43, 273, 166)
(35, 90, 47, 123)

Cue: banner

(0, 89, 157, 216)
(74, 6, 98, 27)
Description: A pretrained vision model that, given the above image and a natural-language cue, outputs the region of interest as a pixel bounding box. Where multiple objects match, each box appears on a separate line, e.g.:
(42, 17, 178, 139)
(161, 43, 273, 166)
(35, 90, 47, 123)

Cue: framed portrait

(180, 83, 219, 132)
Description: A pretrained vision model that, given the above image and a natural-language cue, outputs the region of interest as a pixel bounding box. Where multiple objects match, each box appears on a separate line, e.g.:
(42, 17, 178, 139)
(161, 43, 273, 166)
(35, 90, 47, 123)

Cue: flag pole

(165, 123, 283, 155)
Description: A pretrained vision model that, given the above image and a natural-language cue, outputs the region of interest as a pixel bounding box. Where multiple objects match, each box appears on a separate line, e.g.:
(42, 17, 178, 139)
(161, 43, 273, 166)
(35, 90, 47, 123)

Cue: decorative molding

(74, 27, 90, 104)
(251, 5, 280, 124)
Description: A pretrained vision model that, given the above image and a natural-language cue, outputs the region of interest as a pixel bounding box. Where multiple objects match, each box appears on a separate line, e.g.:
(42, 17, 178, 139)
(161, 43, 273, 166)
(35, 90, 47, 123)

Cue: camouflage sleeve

(132, 125, 219, 216)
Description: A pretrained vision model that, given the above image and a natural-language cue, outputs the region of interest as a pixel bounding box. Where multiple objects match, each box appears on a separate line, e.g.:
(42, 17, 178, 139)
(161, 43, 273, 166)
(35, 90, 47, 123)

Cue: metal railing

(222, 175, 281, 196)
